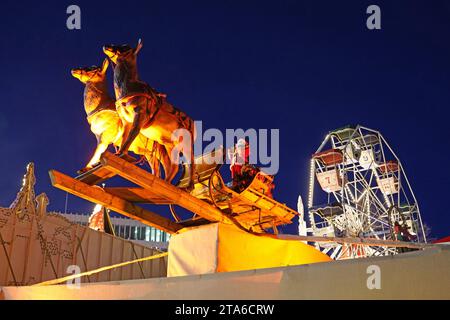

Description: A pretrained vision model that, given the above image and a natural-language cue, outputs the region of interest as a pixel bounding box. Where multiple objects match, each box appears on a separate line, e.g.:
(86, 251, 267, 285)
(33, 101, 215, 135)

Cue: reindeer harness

(115, 92, 193, 132)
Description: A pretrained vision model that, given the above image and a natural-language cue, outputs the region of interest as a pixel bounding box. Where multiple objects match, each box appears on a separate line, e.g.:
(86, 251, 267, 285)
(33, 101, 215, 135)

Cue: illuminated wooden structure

(49, 151, 298, 235)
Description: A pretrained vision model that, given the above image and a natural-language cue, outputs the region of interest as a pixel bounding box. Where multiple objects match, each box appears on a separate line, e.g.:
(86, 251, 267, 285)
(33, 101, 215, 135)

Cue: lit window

(145, 228, 150, 241)
(151, 228, 156, 242)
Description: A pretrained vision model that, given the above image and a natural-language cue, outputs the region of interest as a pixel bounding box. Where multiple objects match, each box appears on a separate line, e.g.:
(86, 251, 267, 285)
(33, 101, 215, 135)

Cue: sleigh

(176, 147, 297, 231)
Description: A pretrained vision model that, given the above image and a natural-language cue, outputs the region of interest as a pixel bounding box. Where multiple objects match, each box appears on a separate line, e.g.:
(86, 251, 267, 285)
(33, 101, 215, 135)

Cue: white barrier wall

(2, 246, 449, 300)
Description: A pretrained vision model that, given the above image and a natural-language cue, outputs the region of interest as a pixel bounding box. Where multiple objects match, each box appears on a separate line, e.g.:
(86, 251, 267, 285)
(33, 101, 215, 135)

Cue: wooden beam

(177, 217, 212, 228)
(75, 154, 137, 185)
(277, 234, 431, 249)
(75, 164, 117, 186)
(49, 170, 182, 234)
(100, 152, 234, 225)
(104, 187, 174, 205)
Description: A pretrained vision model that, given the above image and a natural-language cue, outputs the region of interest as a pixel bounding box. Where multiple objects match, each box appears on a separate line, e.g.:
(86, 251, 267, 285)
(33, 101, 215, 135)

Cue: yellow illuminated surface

(216, 224, 331, 272)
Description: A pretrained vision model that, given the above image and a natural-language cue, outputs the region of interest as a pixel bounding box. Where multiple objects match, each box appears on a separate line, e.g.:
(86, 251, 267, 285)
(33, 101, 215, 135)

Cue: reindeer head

(103, 39, 143, 64)
(71, 59, 109, 84)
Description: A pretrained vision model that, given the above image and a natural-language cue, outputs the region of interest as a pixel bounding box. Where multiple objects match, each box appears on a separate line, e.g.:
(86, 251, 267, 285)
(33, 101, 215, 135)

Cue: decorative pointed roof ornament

(36, 193, 49, 217)
(9, 163, 37, 219)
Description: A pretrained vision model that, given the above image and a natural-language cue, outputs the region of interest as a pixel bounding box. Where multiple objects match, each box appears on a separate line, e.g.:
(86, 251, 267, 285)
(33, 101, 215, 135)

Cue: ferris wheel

(306, 125, 427, 259)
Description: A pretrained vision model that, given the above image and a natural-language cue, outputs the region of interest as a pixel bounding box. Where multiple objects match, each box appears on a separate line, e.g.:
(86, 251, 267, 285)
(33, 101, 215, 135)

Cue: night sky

(0, 1, 449, 239)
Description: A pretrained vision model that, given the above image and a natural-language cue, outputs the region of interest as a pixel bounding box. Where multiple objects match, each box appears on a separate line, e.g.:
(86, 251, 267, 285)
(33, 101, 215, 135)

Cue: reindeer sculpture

(103, 40, 196, 187)
(71, 59, 174, 180)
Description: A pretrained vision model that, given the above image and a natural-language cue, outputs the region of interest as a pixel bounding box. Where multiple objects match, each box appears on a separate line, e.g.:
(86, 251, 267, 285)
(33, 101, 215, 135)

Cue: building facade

(59, 212, 170, 250)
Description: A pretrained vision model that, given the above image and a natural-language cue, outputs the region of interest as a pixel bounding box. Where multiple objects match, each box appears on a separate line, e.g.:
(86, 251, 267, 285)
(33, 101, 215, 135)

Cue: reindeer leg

(158, 144, 169, 180)
(168, 162, 179, 183)
(83, 134, 109, 172)
(145, 154, 155, 174)
(118, 106, 146, 154)
(152, 156, 161, 178)
(145, 153, 160, 178)
(148, 142, 161, 178)
(151, 143, 165, 179)
(117, 122, 132, 155)
(158, 143, 177, 183)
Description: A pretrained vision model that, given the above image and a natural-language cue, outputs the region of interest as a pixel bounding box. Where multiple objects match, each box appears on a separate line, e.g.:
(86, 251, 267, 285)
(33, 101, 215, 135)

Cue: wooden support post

(100, 152, 234, 225)
(49, 170, 182, 234)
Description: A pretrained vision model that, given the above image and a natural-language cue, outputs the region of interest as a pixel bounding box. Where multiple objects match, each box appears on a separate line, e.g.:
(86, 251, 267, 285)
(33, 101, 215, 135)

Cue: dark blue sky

(0, 1, 449, 239)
